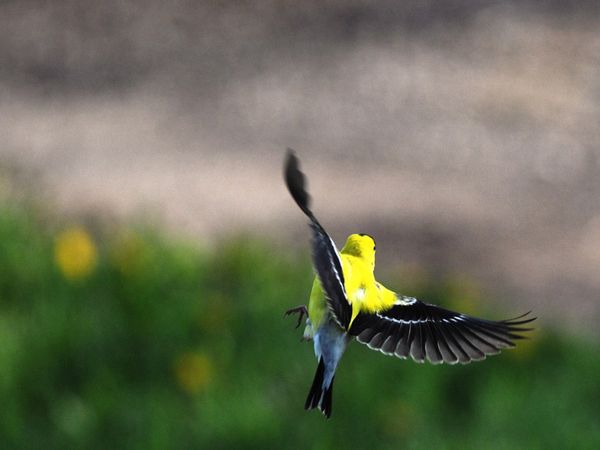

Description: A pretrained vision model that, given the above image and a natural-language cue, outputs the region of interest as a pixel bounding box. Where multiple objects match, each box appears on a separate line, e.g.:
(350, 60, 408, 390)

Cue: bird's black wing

(349, 300, 535, 364)
(284, 149, 352, 329)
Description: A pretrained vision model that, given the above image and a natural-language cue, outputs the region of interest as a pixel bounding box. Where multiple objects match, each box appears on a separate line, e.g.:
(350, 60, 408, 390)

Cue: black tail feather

(322, 376, 334, 418)
(305, 358, 334, 418)
(305, 358, 325, 410)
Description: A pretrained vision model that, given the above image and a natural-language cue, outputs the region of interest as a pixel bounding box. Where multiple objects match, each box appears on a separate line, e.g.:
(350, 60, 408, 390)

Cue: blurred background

(1, 1, 599, 448)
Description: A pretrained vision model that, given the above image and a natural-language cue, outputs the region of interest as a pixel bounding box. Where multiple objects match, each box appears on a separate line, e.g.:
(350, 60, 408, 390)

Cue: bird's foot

(284, 305, 308, 329)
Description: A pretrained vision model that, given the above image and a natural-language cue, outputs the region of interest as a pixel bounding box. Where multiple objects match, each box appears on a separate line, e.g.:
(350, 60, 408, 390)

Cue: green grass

(0, 201, 599, 449)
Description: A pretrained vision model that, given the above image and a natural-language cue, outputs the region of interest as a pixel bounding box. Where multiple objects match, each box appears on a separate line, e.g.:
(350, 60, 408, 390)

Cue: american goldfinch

(284, 149, 535, 418)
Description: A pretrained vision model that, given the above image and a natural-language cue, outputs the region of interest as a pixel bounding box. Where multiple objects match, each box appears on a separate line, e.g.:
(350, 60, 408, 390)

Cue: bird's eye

(373, 246, 376, 251)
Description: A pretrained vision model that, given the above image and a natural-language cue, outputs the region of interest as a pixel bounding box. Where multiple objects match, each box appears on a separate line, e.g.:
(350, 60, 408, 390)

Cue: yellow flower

(54, 227, 97, 281)
(174, 352, 213, 394)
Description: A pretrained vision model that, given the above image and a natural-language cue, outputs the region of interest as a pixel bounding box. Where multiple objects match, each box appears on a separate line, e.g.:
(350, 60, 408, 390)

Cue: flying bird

(283, 149, 535, 418)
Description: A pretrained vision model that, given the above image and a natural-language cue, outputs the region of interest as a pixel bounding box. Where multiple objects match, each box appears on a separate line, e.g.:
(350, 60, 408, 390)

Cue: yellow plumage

(307, 233, 398, 335)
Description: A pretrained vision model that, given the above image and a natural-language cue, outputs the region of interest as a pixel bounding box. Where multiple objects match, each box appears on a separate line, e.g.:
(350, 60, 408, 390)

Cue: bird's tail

(305, 357, 335, 418)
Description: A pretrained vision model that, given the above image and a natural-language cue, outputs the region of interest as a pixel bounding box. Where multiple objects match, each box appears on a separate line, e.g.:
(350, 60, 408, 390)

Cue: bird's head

(341, 233, 376, 268)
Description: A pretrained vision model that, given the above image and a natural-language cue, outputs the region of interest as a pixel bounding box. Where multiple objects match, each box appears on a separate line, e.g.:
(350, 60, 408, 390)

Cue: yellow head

(340, 233, 376, 268)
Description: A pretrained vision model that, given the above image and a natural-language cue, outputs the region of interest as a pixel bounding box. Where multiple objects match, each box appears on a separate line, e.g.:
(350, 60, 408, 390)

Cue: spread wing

(349, 299, 535, 364)
(284, 149, 352, 329)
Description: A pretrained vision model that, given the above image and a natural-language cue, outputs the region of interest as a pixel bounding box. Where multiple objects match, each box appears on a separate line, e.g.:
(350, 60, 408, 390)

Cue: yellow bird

(283, 149, 535, 418)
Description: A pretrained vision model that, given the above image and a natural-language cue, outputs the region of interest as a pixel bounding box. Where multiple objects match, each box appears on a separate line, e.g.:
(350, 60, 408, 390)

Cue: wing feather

(430, 324, 458, 364)
(424, 321, 444, 364)
(395, 323, 412, 359)
(284, 149, 352, 329)
(410, 323, 425, 362)
(349, 299, 535, 365)
(381, 333, 400, 355)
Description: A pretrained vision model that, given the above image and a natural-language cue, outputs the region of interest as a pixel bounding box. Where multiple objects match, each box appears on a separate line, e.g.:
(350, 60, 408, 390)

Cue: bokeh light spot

(174, 352, 213, 395)
(54, 226, 98, 281)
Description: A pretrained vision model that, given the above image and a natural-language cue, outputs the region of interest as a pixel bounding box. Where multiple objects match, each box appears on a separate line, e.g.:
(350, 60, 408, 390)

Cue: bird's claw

(284, 305, 308, 329)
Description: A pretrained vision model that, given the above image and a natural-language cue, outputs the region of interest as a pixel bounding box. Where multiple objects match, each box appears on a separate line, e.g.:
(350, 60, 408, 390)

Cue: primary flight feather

(284, 149, 535, 418)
